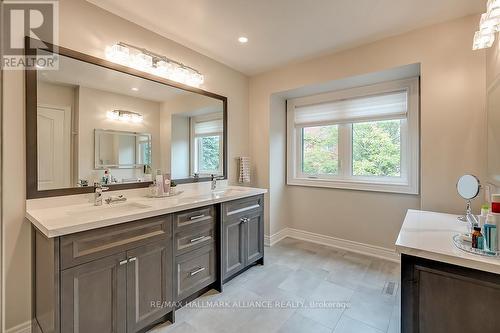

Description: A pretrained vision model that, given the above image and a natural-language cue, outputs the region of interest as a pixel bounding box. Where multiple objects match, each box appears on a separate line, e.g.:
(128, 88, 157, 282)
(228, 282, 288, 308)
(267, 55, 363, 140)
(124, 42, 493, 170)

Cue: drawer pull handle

(190, 236, 207, 243)
(240, 217, 249, 223)
(189, 267, 206, 276)
(128, 257, 137, 262)
(119, 259, 128, 266)
(190, 214, 206, 221)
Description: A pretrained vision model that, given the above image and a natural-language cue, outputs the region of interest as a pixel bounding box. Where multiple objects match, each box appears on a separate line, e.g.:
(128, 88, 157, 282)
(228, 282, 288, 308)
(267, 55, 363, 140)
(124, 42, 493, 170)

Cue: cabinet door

(61, 252, 127, 333)
(244, 211, 264, 265)
(222, 215, 246, 280)
(126, 239, 172, 333)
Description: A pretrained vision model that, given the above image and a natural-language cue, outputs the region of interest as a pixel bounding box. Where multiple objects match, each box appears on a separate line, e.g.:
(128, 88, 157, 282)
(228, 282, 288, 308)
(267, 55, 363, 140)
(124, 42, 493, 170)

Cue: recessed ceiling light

(131, 87, 139, 91)
(238, 36, 248, 44)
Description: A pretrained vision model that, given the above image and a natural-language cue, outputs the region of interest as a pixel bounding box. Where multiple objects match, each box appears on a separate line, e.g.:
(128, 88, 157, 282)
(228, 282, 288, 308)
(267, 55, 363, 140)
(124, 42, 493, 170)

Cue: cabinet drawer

(222, 195, 263, 219)
(175, 224, 215, 256)
(174, 206, 215, 232)
(175, 244, 216, 301)
(60, 215, 171, 270)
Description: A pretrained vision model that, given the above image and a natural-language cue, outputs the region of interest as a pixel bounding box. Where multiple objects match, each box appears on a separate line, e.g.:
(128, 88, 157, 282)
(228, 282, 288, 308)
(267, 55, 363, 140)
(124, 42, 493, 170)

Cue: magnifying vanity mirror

(25, 39, 227, 198)
(456, 174, 481, 225)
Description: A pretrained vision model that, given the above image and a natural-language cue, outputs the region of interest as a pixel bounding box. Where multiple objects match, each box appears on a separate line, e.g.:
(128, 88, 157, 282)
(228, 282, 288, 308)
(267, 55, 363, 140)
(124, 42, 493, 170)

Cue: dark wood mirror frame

(25, 37, 228, 199)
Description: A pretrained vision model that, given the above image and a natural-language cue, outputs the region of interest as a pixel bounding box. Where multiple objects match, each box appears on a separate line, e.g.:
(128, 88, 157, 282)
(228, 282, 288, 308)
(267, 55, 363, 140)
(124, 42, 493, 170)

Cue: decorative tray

(452, 234, 500, 258)
(145, 190, 184, 198)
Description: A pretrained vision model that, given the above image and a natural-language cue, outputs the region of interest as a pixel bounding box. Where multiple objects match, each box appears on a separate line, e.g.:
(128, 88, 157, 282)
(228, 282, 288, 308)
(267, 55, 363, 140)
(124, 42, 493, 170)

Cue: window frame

(287, 77, 419, 194)
(190, 114, 224, 177)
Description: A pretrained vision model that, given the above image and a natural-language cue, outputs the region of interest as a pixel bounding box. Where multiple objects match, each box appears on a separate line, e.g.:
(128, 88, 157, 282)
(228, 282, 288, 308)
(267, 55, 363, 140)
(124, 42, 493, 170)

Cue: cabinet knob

(240, 217, 249, 223)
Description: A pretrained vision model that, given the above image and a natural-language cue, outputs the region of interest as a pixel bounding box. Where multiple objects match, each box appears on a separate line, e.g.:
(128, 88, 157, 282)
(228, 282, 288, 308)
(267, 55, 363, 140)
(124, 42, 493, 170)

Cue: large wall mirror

(26, 40, 227, 198)
(488, 78, 500, 187)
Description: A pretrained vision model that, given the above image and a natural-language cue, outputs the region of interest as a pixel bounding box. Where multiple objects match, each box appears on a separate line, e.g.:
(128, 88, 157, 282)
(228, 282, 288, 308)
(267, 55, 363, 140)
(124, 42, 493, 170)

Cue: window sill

(287, 177, 419, 195)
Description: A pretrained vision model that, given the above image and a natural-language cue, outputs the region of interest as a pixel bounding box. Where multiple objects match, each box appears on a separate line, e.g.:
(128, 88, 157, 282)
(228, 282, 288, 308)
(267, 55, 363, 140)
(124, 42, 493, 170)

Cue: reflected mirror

(28, 46, 226, 197)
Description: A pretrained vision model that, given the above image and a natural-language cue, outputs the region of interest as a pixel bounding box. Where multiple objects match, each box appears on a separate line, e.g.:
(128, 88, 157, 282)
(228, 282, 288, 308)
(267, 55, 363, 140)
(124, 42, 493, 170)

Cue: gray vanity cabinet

(126, 240, 172, 333)
(61, 252, 127, 333)
(34, 215, 174, 333)
(222, 195, 264, 282)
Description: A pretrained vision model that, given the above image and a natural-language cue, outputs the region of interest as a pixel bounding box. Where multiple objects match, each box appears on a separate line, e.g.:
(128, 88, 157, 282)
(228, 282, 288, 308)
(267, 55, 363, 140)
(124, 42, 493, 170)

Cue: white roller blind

(193, 118, 223, 136)
(294, 90, 408, 126)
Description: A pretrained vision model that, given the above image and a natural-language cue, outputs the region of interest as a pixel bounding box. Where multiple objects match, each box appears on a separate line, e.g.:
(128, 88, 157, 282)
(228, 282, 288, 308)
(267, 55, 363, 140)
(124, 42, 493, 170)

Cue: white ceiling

(87, 0, 485, 75)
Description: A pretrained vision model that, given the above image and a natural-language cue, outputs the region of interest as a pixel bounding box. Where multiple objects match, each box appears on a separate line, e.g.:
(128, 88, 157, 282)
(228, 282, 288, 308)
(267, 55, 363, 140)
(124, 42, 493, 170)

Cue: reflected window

(191, 115, 223, 176)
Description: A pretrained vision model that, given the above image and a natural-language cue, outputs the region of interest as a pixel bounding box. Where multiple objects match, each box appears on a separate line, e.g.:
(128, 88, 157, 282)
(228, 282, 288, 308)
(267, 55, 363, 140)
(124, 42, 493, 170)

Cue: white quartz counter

(26, 183, 267, 238)
(396, 209, 500, 274)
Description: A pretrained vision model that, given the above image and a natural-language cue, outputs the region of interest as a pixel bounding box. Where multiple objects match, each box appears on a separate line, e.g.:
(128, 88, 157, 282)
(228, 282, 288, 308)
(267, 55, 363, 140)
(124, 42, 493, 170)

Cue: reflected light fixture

(105, 42, 204, 87)
(473, 0, 500, 50)
(106, 110, 143, 123)
(238, 36, 248, 43)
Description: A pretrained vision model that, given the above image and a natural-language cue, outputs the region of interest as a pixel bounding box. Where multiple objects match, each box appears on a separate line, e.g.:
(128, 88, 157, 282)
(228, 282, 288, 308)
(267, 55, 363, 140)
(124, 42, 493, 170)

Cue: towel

(238, 157, 251, 184)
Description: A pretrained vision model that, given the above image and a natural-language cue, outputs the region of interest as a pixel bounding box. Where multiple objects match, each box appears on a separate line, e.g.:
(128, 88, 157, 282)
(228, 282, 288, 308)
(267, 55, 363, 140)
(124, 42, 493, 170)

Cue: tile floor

(150, 238, 401, 333)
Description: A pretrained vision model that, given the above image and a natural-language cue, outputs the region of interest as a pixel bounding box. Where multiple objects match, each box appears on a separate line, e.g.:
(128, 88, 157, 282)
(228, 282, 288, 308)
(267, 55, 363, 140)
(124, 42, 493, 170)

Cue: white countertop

(396, 209, 500, 274)
(26, 183, 267, 238)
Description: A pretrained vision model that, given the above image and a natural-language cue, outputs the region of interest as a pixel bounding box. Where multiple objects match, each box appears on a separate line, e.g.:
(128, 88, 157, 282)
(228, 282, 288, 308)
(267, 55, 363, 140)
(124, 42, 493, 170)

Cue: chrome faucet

(94, 183, 109, 206)
(105, 195, 127, 204)
(211, 174, 224, 191)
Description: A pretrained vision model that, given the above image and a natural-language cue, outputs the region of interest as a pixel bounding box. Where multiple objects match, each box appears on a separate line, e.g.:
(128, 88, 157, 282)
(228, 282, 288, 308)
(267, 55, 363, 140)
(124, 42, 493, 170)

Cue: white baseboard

(265, 227, 400, 263)
(264, 227, 289, 246)
(5, 321, 31, 333)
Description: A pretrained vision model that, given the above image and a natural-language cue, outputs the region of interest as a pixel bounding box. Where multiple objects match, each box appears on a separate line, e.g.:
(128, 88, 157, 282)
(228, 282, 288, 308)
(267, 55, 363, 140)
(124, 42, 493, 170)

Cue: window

(287, 78, 419, 194)
(190, 114, 223, 176)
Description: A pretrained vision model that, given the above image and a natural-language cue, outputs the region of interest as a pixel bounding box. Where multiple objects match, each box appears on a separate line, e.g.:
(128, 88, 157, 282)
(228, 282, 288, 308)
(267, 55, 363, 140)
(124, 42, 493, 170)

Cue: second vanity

(27, 184, 267, 333)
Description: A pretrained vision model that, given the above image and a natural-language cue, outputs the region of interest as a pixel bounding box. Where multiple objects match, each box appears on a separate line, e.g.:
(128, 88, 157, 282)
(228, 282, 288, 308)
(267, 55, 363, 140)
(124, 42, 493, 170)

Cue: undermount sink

(211, 189, 244, 196)
(67, 202, 152, 217)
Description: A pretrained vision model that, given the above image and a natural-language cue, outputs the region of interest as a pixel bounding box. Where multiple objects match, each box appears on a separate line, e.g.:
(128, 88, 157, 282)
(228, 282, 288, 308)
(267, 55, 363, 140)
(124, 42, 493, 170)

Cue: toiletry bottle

(472, 227, 482, 249)
(163, 173, 171, 194)
(155, 169, 164, 195)
(485, 214, 498, 252)
(491, 194, 500, 213)
(479, 204, 490, 228)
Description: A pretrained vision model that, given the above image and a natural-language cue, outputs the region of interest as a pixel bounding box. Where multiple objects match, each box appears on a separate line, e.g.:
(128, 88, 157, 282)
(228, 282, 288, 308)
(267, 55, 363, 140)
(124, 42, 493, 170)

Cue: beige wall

(1, 0, 249, 330)
(249, 14, 486, 249)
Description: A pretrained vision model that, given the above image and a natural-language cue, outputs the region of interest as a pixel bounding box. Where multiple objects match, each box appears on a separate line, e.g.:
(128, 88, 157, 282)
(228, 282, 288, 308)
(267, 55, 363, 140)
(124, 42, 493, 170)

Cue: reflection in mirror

(35, 50, 225, 191)
(488, 79, 500, 186)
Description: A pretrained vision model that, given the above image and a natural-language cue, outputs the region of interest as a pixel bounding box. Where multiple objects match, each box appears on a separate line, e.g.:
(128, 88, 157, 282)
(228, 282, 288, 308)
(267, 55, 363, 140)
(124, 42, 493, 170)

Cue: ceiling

(87, 0, 485, 75)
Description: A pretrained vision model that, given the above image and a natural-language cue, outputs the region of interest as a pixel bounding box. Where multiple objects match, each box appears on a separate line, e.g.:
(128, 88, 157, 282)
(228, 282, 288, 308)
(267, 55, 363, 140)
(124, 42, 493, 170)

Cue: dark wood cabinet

(61, 252, 127, 333)
(401, 254, 500, 333)
(222, 195, 264, 282)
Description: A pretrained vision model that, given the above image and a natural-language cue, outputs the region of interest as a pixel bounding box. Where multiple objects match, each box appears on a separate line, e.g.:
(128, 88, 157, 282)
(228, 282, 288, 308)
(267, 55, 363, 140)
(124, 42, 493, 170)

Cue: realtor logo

(2, 0, 59, 70)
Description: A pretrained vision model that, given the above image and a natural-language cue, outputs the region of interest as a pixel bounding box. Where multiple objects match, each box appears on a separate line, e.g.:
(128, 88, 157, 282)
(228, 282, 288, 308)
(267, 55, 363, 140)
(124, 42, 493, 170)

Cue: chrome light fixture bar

(106, 109, 144, 123)
(473, 0, 500, 50)
(105, 42, 204, 87)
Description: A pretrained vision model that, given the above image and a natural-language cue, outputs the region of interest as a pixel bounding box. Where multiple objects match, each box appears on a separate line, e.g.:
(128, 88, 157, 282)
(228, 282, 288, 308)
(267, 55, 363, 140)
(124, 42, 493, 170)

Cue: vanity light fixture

(131, 87, 139, 91)
(106, 110, 143, 123)
(105, 42, 204, 87)
(238, 36, 248, 44)
(473, 0, 500, 50)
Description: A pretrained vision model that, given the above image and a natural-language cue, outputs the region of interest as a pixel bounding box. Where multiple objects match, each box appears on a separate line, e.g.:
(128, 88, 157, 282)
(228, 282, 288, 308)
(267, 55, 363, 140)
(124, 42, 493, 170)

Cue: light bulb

(488, 0, 500, 12)
(105, 44, 129, 65)
(130, 52, 153, 71)
(472, 30, 495, 50)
